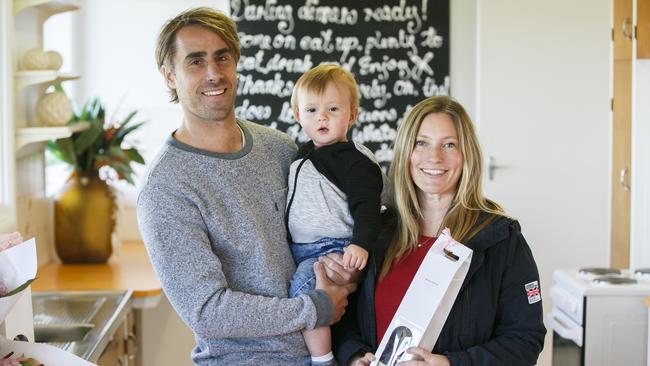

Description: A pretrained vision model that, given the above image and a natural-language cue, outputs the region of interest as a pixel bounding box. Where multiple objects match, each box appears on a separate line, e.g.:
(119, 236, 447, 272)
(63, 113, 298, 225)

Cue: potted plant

(47, 98, 145, 263)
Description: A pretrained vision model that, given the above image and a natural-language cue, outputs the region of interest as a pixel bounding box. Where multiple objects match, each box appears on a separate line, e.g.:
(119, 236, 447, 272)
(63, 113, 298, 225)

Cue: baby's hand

(343, 244, 368, 270)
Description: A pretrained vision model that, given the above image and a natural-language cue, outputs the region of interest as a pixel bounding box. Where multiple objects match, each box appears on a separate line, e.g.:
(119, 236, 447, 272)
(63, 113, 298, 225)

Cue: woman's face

(409, 112, 463, 200)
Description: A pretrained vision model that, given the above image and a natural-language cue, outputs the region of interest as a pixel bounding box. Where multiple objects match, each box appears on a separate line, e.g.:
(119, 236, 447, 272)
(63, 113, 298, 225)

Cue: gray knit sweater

(137, 120, 332, 365)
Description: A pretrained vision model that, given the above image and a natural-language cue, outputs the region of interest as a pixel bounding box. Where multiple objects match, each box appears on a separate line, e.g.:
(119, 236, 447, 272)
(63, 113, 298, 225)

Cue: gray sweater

(137, 120, 332, 365)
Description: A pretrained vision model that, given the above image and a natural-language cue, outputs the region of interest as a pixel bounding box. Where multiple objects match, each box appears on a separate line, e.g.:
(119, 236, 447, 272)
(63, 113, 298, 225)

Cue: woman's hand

(350, 352, 375, 366)
(319, 252, 361, 286)
(397, 347, 450, 366)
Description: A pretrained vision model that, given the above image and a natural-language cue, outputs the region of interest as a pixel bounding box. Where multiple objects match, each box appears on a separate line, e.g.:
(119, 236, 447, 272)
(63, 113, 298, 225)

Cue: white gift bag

(371, 229, 472, 366)
(0, 238, 37, 322)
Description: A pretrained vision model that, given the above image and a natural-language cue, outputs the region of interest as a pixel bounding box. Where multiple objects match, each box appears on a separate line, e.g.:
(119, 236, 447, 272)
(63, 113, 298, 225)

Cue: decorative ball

(22, 48, 49, 70)
(47, 50, 63, 70)
(37, 91, 73, 126)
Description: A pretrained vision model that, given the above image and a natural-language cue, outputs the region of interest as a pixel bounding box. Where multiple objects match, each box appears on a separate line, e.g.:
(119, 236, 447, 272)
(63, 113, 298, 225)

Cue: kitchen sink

(32, 290, 132, 362)
(34, 323, 95, 343)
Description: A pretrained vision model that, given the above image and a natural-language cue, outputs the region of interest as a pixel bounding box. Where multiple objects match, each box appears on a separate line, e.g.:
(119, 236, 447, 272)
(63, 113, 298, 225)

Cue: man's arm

(137, 182, 333, 339)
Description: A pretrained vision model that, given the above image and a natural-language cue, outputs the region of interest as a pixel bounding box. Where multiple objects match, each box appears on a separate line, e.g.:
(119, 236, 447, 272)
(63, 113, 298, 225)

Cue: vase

(54, 174, 116, 263)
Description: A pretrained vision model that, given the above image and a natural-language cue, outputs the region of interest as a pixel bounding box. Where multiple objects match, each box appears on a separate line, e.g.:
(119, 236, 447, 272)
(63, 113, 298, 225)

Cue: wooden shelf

(16, 121, 89, 152)
(13, 0, 80, 18)
(15, 70, 79, 91)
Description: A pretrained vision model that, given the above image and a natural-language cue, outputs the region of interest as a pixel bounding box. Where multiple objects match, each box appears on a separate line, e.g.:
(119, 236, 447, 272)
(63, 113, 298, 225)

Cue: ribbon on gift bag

(371, 228, 473, 366)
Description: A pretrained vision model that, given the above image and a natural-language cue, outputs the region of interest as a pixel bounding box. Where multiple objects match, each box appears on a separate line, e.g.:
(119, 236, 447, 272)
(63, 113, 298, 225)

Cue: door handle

(487, 156, 505, 181)
(619, 168, 630, 191)
(622, 18, 633, 41)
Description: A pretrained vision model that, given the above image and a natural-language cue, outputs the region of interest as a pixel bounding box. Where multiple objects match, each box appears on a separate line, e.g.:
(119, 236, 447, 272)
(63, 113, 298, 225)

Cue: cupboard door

(611, 59, 632, 269)
(639, 0, 650, 58)
(614, 0, 634, 60)
(611, 0, 633, 269)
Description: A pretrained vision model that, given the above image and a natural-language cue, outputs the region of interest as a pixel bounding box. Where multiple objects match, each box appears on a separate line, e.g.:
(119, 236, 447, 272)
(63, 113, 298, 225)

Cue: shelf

(15, 121, 89, 152)
(15, 70, 80, 91)
(13, 0, 80, 19)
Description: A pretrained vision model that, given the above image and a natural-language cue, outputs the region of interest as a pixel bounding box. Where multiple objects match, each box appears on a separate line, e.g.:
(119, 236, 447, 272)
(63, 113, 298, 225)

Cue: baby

(286, 63, 384, 366)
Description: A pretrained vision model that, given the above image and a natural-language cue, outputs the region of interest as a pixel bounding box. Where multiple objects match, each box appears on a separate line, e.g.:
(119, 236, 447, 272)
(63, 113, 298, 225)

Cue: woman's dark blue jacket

(332, 211, 546, 365)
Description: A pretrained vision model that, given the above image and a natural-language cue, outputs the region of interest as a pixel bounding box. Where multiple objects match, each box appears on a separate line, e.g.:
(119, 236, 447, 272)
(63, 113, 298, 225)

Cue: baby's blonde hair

(291, 63, 360, 118)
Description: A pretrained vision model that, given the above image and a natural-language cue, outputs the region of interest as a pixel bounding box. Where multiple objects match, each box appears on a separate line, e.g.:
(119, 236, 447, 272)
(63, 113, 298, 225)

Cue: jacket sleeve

(136, 180, 332, 340)
(445, 222, 546, 366)
(345, 154, 383, 250)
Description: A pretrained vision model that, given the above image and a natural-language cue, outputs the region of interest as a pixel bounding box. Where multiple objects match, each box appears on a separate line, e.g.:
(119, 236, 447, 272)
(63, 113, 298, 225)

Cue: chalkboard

(232, 0, 450, 169)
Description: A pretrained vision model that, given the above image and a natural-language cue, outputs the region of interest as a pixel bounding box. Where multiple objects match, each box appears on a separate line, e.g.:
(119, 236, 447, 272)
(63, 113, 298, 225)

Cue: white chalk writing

(299, 30, 362, 63)
(297, 0, 358, 25)
(278, 101, 296, 123)
(238, 50, 313, 74)
(235, 99, 273, 121)
(237, 73, 294, 98)
(364, 29, 417, 55)
(357, 107, 399, 124)
(358, 55, 410, 82)
(231, 0, 295, 34)
(358, 80, 392, 109)
(420, 26, 444, 48)
(422, 75, 450, 97)
(352, 123, 397, 144)
(363, 0, 423, 33)
(374, 143, 395, 163)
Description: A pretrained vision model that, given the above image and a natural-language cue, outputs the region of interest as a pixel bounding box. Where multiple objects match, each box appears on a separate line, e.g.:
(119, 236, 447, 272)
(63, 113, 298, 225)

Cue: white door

(462, 1, 612, 365)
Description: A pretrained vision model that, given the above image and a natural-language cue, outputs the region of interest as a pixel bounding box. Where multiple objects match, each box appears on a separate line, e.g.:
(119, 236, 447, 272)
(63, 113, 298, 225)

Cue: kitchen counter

(32, 241, 161, 307)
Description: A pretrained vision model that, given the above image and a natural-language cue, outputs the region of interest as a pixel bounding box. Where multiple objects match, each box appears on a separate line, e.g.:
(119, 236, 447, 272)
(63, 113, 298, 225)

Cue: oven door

(547, 309, 584, 366)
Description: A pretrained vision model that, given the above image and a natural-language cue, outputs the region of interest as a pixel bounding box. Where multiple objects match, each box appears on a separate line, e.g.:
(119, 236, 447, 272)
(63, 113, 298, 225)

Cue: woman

(332, 96, 546, 365)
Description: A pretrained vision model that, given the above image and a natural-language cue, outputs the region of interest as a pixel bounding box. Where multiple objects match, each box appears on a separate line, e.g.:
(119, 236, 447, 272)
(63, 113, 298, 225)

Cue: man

(137, 7, 354, 365)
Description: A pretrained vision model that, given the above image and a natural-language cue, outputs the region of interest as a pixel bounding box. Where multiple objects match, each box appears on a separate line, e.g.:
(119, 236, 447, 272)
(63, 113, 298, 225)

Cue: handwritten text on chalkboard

(232, 0, 449, 168)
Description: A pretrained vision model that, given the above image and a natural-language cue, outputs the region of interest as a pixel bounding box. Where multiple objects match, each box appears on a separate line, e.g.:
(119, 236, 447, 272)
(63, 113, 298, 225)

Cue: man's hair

(380, 96, 507, 279)
(290, 63, 360, 118)
(155, 7, 240, 103)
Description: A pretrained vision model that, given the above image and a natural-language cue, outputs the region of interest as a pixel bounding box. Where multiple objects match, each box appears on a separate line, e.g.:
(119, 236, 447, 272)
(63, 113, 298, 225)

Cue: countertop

(32, 241, 161, 299)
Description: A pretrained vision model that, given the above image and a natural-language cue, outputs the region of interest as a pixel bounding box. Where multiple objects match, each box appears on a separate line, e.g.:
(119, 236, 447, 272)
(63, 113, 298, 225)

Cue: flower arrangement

(46, 97, 145, 184)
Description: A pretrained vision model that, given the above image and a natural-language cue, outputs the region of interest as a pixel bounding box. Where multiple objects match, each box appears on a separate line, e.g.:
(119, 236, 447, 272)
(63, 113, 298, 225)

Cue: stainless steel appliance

(548, 268, 650, 366)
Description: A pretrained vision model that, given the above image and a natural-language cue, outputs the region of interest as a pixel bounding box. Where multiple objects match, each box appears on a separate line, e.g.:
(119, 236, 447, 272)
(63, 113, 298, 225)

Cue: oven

(548, 268, 650, 366)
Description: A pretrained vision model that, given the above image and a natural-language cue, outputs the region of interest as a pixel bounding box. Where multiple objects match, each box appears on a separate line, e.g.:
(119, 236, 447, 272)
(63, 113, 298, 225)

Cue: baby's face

(295, 82, 357, 148)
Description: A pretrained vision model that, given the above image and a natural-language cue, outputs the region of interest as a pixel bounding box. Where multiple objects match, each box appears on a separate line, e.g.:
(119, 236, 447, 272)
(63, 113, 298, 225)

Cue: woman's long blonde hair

(380, 96, 506, 279)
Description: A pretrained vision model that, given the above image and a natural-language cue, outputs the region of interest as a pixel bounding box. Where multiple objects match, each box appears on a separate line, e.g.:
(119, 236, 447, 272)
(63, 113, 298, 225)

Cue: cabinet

(639, 0, 650, 58)
(97, 310, 138, 366)
(611, 0, 633, 269)
(611, 0, 650, 269)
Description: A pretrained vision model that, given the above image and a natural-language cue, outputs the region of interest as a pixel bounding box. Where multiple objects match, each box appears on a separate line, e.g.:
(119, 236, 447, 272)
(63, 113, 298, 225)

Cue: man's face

(163, 25, 237, 124)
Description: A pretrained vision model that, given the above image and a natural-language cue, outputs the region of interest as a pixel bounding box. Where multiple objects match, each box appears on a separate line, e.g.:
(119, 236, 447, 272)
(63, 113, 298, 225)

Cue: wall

(62, 1, 616, 366)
